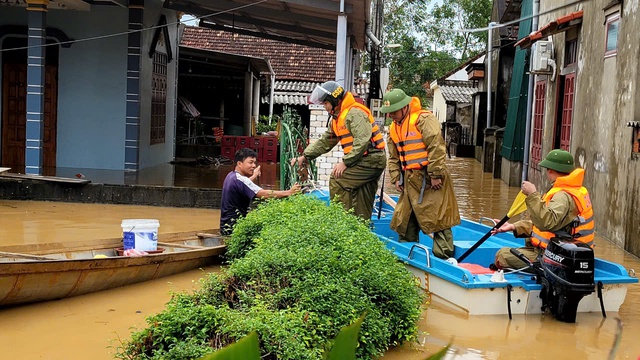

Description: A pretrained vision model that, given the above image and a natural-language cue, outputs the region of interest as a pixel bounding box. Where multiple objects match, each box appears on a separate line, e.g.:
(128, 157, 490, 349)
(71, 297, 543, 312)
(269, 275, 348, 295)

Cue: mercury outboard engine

(510, 239, 596, 323)
(538, 239, 595, 322)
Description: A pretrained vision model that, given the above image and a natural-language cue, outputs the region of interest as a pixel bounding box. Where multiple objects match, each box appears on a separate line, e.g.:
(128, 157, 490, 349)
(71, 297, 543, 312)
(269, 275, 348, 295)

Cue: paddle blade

(506, 191, 528, 218)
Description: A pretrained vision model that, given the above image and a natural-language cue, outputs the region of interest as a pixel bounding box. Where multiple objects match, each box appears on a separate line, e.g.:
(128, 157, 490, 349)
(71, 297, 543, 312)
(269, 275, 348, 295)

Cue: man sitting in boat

(380, 88, 461, 259)
(492, 149, 595, 270)
(220, 148, 301, 235)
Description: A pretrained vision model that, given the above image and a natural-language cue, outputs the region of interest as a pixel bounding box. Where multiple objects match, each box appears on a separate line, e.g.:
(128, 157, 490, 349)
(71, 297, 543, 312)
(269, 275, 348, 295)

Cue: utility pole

(486, 22, 496, 128)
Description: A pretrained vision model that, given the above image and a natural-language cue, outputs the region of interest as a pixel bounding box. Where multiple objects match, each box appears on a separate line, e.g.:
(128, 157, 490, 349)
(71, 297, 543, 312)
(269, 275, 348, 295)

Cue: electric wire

(2, 0, 593, 54)
(0, 0, 269, 53)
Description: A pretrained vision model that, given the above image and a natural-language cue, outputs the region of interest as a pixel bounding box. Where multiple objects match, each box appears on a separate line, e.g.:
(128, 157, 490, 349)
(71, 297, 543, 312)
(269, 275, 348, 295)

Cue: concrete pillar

(335, 0, 347, 85)
(24, 0, 48, 175)
(244, 71, 252, 136)
(493, 128, 504, 179)
(125, 0, 144, 171)
(252, 77, 260, 134)
(482, 126, 497, 173)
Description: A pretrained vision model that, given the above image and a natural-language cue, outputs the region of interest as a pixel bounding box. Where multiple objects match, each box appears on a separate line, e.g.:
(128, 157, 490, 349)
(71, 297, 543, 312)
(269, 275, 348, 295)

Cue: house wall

(308, 105, 342, 187)
(0, 6, 127, 170)
(533, 0, 640, 255)
(0, 2, 178, 171)
(139, 4, 179, 170)
(432, 87, 447, 123)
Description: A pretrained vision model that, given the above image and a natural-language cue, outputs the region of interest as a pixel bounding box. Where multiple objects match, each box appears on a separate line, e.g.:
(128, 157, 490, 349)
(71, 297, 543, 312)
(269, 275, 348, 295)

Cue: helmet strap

(394, 106, 410, 124)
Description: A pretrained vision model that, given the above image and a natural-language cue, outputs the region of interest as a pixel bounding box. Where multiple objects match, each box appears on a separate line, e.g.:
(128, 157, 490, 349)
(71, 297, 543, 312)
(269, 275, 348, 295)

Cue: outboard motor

(538, 239, 595, 323)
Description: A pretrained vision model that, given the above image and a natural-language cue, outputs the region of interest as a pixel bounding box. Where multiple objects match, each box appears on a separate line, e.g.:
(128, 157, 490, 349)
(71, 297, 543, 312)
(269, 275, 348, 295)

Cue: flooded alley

(1, 157, 639, 360)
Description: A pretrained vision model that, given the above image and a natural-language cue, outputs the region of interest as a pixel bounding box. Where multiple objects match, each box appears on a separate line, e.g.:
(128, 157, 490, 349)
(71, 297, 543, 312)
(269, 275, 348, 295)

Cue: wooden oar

(157, 241, 207, 249)
(456, 191, 528, 263)
(376, 189, 397, 209)
(0, 251, 56, 260)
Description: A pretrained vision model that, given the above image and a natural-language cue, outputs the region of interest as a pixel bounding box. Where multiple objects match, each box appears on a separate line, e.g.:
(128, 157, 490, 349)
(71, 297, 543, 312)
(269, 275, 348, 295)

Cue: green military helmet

(538, 149, 576, 173)
(380, 88, 412, 113)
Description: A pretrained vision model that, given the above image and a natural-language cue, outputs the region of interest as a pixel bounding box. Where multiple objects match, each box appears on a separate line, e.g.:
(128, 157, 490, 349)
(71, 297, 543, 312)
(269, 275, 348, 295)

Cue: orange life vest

(331, 92, 385, 154)
(389, 97, 430, 170)
(531, 168, 595, 249)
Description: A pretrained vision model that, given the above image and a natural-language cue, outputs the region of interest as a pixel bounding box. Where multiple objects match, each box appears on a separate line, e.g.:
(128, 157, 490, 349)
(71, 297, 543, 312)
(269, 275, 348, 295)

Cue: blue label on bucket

(123, 231, 136, 250)
(123, 231, 157, 251)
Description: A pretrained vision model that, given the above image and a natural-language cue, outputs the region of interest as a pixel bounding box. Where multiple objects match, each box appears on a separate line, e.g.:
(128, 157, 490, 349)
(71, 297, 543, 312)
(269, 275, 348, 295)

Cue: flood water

(1, 157, 639, 359)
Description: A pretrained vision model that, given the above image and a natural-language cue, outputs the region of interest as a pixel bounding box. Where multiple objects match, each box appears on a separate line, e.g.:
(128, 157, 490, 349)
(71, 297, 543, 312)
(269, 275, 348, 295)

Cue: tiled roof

(181, 27, 335, 82)
(440, 85, 477, 103)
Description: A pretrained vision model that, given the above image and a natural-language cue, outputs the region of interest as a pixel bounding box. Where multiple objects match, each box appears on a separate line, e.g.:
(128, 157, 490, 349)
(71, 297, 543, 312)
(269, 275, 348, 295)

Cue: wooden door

(1, 63, 26, 170)
(43, 66, 58, 169)
(1, 64, 57, 171)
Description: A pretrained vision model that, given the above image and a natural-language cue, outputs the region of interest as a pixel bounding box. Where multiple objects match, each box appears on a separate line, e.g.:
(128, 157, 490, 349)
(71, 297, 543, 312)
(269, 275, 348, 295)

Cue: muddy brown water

(1, 157, 638, 359)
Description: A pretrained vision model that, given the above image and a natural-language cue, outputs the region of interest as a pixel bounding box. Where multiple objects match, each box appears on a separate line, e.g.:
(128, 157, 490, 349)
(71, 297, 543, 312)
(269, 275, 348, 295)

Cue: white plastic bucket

(121, 219, 160, 251)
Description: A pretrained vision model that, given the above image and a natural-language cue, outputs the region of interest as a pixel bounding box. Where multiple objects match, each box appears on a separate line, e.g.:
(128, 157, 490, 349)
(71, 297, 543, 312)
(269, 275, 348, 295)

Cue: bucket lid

(121, 219, 160, 227)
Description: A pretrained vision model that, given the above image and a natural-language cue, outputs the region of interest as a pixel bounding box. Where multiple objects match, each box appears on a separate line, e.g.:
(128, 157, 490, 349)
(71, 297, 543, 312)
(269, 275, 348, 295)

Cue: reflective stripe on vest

(389, 109, 429, 170)
(531, 168, 595, 249)
(331, 92, 385, 154)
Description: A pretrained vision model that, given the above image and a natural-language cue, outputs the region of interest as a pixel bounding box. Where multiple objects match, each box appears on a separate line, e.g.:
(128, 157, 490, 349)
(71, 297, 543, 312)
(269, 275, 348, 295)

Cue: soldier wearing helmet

(291, 80, 386, 220)
(380, 88, 461, 259)
(492, 149, 595, 270)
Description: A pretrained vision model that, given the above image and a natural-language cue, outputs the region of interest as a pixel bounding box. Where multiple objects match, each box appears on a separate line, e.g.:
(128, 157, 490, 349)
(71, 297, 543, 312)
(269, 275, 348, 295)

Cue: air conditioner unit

(532, 40, 554, 73)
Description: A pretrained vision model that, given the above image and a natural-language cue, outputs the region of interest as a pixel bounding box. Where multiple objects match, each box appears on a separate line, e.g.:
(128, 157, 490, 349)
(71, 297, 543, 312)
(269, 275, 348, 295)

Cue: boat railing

(478, 217, 497, 227)
(408, 243, 431, 268)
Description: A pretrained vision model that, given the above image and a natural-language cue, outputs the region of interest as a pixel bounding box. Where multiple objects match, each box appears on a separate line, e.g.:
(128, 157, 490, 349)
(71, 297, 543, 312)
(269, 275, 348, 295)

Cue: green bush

(116, 196, 424, 359)
(257, 115, 279, 134)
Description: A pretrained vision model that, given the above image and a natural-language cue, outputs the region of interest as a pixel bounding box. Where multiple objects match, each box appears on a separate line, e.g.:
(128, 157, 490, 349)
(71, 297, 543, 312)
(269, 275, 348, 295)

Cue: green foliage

(279, 107, 316, 190)
(199, 331, 261, 360)
(382, 0, 491, 99)
(117, 196, 424, 360)
(257, 115, 279, 134)
(324, 313, 366, 360)
(429, 0, 492, 59)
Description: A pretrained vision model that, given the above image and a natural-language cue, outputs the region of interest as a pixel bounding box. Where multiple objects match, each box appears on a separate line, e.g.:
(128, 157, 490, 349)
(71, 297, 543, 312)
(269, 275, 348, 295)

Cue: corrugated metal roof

(261, 81, 317, 105)
(275, 81, 321, 92)
(261, 80, 370, 105)
(440, 85, 477, 103)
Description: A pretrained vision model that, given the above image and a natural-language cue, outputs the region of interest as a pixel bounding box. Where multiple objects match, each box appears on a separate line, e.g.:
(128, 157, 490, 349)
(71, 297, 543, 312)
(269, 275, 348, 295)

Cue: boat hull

(407, 264, 630, 316)
(0, 231, 225, 307)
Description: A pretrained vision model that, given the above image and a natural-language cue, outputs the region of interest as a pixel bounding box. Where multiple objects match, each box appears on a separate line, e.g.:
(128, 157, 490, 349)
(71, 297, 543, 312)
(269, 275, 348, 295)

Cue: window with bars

(558, 73, 575, 151)
(151, 52, 167, 145)
(532, 81, 546, 167)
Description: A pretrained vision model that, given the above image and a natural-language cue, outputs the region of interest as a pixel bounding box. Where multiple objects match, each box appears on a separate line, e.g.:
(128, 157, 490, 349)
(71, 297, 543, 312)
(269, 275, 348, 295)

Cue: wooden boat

(310, 190, 638, 317)
(0, 172, 91, 185)
(0, 230, 225, 307)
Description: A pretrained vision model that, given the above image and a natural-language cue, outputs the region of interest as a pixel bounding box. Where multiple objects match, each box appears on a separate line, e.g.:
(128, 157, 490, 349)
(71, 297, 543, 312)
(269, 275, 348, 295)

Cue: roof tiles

(440, 85, 477, 103)
(181, 27, 336, 82)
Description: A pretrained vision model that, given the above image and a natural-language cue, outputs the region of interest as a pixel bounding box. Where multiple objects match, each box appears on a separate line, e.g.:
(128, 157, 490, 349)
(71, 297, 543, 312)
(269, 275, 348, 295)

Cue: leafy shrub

(117, 196, 424, 359)
(256, 115, 279, 134)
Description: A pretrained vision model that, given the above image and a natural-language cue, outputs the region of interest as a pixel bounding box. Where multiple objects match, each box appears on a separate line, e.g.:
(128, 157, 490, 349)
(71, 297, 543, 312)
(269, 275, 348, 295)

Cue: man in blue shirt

(220, 148, 301, 235)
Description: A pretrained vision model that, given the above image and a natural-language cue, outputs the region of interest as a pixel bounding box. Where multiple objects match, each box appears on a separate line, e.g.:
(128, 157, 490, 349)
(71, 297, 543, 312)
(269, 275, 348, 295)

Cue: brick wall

(308, 105, 343, 187)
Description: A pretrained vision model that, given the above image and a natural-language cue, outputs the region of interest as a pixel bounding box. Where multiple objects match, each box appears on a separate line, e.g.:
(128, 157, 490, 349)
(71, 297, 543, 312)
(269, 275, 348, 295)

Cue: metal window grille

(151, 52, 167, 145)
(532, 81, 546, 167)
